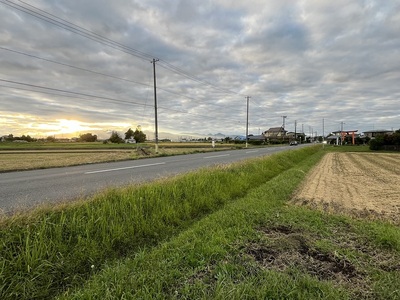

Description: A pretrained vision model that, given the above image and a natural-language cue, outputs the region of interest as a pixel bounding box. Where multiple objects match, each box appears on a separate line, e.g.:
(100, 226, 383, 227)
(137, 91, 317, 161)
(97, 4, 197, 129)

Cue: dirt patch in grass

(292, 152, 400, 223)
(247, 226, 359, 280)
(244, 225, 373, 298)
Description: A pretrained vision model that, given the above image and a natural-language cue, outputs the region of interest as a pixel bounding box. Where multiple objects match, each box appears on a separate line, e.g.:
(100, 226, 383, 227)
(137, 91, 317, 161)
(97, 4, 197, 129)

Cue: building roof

(331, 130, 358, 134)
(363, 129, 393, 133)
(248, 135, 265, 141)
(265, 127, 286, 133)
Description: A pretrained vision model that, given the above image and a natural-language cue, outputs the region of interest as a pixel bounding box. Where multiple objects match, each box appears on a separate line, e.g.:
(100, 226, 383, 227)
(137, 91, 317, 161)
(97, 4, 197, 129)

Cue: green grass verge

(57, 148, 400, 300)
(323, 144, 371, 153)
(0, 146, 320, 299)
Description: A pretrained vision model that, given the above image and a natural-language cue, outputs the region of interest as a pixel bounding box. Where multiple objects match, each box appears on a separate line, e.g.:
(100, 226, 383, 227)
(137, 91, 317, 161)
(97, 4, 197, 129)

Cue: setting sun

(57, 119, 89, 135)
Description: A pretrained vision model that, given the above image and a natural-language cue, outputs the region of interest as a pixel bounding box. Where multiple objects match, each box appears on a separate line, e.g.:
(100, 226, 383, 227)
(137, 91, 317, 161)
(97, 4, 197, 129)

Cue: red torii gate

(341, 130, 358, 145)
(331, 130, 358, 145)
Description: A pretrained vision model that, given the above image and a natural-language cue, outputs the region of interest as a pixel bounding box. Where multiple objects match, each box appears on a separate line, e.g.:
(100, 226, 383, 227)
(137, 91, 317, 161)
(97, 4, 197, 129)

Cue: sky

(1, 0, 399, 140)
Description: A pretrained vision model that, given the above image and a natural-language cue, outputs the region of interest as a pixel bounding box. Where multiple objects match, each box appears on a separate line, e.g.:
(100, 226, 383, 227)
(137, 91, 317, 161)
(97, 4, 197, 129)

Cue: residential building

(363, 129, 393, 139)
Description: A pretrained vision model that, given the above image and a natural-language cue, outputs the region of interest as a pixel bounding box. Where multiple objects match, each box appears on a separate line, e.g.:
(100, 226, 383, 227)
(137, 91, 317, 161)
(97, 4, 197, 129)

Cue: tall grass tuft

(0, 146, 320, 299)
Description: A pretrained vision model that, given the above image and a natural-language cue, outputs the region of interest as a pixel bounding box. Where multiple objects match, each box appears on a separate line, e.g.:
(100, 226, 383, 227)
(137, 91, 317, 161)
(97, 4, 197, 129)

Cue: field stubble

(0, 146, 224, 172)
(293, 152, 400, 223)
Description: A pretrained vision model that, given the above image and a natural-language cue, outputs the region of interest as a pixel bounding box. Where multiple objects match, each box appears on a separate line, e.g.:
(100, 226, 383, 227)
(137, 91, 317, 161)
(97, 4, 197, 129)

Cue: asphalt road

(0, 145, 306, 213)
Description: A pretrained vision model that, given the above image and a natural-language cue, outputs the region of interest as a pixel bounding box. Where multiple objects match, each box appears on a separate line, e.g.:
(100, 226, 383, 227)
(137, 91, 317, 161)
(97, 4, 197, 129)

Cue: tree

(109, 131, 124, 143)
(79, 133, 97, 142)
(133, 128, 146, 143)
(125, 128, 134, 140)
(21, 135, 36, 142)
(224, 137, 232, 143)
(46, 136, 56, 142)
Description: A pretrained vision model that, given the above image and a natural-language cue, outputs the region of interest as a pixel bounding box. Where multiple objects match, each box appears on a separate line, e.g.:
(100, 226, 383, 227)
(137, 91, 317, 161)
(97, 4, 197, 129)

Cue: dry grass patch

(0, 151, 134, 172)
(292, 152, 400, 224)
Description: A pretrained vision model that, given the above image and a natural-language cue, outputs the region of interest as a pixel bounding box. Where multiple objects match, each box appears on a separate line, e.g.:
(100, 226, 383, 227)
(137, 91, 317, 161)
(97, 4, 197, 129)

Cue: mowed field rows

(0, 145, 230, 172)
(293, 152, 400, 223)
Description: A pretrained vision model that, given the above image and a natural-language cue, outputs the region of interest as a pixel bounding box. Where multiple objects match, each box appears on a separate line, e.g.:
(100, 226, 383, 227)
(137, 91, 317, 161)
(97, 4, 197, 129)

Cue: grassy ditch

(58, 149, 400, 299)
(0, 146, 320, 299)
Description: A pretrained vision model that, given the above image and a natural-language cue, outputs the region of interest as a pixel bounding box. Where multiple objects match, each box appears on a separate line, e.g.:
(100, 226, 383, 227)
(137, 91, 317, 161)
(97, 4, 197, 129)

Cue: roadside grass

(58, 149, 400, 299)
(323, 144, 371, 152)
(0, 146, 320, 299)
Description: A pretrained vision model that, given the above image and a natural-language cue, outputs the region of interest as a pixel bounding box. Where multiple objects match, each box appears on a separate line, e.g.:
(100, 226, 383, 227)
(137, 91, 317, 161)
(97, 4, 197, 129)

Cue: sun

(58, 119, 86, 135)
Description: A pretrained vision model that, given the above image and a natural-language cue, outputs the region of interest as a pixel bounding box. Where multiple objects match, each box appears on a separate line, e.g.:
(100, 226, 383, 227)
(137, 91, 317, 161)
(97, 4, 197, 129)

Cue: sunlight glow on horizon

(1, 113, 138, 138)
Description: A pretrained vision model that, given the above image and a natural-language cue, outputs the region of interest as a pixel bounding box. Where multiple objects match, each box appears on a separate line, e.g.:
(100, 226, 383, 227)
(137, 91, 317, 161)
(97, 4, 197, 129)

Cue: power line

(0, 78, 150, 107)
(0, 0, 155, 61)
(1, 0, 246, 98)
(0, 46, 244, 114)
(0, 78, 243, 125)
(0, 46, 153, 88)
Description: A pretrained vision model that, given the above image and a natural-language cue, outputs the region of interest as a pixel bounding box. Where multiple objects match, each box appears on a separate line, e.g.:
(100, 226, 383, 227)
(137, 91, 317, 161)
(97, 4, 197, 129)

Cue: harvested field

(293, 152, 400, 223)
(0, 147, 220, 172)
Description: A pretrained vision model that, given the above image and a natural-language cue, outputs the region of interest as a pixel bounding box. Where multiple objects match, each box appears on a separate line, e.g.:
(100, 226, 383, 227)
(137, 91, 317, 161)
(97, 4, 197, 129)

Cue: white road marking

(245, 150, 259, 153)
(84, 162, 166, 174)
(203, 154, 230, 159)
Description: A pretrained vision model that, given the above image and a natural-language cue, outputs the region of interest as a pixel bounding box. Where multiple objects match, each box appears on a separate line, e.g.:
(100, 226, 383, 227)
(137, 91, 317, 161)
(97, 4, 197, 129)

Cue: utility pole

(151, 58, 159, 153)
(294, 120, 297, 142)
(281, 116, 287, 143)
(322, 118, 325, 148)
(281, 116, 287, 129)
(340, 121, 345, 146)
(245, 96, 250, 148)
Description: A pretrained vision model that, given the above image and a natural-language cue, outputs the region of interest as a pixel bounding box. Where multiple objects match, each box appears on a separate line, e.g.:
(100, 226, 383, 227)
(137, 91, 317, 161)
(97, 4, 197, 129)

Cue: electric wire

(1, 0, 246, 98)
(0, 79, 244, 124)
(0, 46, 245, 114)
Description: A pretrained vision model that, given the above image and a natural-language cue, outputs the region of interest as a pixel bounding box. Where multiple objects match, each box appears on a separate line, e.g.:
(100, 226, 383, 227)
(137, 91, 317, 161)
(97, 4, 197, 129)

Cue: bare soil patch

(243, 225, 378, 299)
(292, 152, 400, 223)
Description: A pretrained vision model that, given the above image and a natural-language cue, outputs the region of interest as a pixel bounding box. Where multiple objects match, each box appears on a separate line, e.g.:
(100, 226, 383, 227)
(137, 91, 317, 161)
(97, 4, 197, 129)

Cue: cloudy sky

(1, 0, 399, 140)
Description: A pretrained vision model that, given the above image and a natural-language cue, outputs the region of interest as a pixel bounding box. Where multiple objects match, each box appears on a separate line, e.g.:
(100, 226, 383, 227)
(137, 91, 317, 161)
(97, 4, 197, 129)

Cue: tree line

(369, 129, 400, 151)
(1, 127, 147, 144)
(107, 127, 146, 143)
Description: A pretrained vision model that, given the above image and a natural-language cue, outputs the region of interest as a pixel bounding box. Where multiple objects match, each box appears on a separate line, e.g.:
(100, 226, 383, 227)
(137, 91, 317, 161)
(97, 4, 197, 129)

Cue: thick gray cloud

(0, 0, 399, 139)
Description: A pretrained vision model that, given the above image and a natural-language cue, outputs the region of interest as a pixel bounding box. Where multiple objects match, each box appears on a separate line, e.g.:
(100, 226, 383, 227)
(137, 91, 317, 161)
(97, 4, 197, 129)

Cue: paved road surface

(0, 145, 306, 213)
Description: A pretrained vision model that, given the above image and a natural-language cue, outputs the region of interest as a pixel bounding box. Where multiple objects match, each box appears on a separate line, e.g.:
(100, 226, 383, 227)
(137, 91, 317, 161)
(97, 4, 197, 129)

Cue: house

(263, 127, 287, 138)
(363, 129, 393, 139)
(286, 131, 306, 142)
(234, 136, 246, 141)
